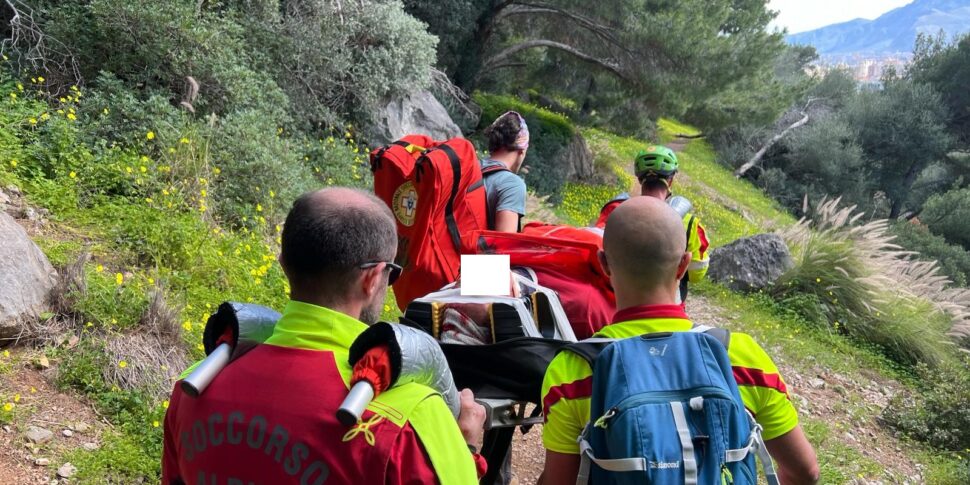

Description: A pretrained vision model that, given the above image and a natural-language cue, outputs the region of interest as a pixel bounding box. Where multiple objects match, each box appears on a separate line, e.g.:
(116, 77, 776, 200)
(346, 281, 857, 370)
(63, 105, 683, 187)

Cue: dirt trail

(0, 349, 107, 484)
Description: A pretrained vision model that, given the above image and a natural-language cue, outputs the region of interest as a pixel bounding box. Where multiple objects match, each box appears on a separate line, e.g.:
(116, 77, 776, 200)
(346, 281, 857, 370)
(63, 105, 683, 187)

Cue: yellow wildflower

(148, 278, 155, 285)
(67, 113, 76, 121)
(69, 171, 76, 178)
(37, 76, 44, 82)
(40, 113, 49, 121)
(118, 360, 128, 368)
(30, 387, 36, 394)
(96, 264, 104, 273)
(9, 160, 17, 168)
(168, 147, 175, 154)
(125, 166, 133, 174)
(153, 421, 160, 428)
(56, 109, 64, 115)
(179, 137, 190, 144)
(213, 167, 221, 175)
(9, 92, 16, 100)
(2, 403, 12, 412)
(59, 97, 66, 103)
(103, 108, 109, 115)
(140, 166, 147, 173)
(115, 273, 124, 285)
(256, 204, 263, 212)
(182, 321, 192, 331)
(146, 131, 155, 140)
(200, 189, 206, 197)
(28, 118, 37, 125)
(145, 198, 153, 203)
(13, 394, 20, 403)
(162, 189, 170, 196)
(2, 350, 8, 358)
(163, 400, 169, 409)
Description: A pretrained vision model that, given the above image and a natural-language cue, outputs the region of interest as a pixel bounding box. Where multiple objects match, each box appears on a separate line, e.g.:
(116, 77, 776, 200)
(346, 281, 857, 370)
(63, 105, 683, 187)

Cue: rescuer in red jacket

(162, 187, 486, 484)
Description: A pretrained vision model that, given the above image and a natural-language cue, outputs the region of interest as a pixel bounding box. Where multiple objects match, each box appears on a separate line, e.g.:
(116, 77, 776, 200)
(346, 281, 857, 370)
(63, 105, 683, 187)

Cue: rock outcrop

(708, 233, 794, 292)
(368, 90, 462, 145)
(0, 212, 57, 341)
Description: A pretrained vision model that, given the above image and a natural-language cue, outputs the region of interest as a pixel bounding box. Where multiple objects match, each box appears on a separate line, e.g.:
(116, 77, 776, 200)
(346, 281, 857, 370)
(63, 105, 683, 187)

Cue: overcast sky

(768, 0, 914, 34)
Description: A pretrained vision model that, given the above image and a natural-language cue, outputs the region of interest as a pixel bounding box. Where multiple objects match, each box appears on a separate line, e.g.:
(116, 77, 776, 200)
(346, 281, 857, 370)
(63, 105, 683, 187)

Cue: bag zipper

(595, 386, 736, 428)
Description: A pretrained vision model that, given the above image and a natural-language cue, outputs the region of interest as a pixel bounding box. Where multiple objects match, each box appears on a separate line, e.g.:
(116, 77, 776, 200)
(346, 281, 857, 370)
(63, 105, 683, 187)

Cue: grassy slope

(2, 91, 965, 482)
(584, 119, 965, 483)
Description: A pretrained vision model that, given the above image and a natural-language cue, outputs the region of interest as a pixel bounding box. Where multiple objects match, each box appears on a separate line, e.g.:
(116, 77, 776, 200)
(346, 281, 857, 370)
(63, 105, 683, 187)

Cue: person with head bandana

(480, 111, 530, 233)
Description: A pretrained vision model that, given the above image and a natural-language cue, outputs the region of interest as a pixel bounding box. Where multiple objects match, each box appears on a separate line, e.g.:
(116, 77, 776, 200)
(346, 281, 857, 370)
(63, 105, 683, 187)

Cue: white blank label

(460, 255, 511, 296)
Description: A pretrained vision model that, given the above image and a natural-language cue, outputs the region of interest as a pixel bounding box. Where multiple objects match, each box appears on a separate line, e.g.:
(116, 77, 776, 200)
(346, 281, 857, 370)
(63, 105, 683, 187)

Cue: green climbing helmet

(634, 145, 679, 179)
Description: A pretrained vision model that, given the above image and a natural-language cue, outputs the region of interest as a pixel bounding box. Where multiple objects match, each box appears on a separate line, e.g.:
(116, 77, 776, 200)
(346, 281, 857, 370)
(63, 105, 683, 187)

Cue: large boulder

(0, 212, 57, 341)
(368, 90, 462, 145)
(708, 233, 793, 292)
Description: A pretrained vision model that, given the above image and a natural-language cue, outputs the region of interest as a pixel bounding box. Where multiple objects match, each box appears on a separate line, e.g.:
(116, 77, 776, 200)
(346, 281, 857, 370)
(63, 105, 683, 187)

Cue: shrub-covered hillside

(3, 0, 970, 483)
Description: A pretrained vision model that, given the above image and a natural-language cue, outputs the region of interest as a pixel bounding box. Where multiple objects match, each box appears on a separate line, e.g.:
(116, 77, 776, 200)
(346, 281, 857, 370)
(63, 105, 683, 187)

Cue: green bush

(884, 361, 970, 453)
(921, 187, 970, 249)
(890, 221, 970, 287)
(474, 93, 576, 201)
(208, 109, 316, 225)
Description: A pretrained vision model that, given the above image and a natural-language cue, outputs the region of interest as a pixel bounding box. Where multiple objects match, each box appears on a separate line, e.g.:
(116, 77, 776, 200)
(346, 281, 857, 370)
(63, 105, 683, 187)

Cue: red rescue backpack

(474, 223, 616, 339)
(371, 136, 502, 310)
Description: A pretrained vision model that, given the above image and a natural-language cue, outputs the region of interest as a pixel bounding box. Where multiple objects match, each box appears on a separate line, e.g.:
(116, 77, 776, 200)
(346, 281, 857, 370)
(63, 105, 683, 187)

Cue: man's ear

(676, 251, 691, 281)
(359, 264, 383, 299)
(598, 250, 612, 278)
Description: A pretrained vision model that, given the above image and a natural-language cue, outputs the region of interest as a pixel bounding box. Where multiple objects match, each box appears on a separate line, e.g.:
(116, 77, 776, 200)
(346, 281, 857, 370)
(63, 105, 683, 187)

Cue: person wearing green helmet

(594, 144, 710, 304)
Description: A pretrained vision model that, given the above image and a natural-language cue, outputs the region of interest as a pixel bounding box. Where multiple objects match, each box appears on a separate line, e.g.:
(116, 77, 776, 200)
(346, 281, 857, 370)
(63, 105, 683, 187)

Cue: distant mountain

(787, 0, 970, 56)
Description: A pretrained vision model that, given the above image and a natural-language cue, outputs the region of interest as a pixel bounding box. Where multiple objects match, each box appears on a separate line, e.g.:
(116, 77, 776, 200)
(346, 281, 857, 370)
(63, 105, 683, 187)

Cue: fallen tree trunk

(734, 98, 821, 178)
(733, 112, 809, 178)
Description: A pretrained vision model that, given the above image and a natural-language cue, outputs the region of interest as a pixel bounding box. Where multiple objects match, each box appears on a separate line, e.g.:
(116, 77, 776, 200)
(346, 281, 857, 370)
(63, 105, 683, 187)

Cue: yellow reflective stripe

(408, 393, 479, 484)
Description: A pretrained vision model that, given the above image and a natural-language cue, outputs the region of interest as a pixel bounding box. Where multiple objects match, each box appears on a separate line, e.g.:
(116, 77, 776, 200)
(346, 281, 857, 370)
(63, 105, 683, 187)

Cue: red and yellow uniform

(595, 199, 710, 285)
(541, 304, 798, 455)
(163, 301, 478, 485)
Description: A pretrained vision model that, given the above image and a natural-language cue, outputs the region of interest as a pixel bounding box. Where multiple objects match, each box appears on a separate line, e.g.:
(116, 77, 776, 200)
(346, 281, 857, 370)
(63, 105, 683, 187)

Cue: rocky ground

(0, 348, 105, 485)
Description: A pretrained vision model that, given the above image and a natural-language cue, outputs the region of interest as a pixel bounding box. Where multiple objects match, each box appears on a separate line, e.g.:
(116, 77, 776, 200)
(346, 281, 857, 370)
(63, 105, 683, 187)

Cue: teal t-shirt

(480, 159, 527, 230)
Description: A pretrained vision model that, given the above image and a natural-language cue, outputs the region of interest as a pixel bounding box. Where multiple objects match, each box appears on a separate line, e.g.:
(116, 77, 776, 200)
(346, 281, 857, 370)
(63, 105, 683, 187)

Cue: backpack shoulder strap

(559, 338, 616, 367)
(481, 164, 510, 177)
(685, 214, 696, 248)
(689, 324, 731, 350)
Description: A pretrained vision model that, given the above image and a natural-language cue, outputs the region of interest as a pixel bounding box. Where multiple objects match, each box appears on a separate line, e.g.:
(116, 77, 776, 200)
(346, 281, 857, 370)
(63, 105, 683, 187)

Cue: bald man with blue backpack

(540, 197, 819, 485)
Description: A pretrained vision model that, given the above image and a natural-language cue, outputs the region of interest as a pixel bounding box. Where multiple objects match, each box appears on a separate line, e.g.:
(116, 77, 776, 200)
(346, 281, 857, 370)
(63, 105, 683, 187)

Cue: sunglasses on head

(359, 261, 403, 285)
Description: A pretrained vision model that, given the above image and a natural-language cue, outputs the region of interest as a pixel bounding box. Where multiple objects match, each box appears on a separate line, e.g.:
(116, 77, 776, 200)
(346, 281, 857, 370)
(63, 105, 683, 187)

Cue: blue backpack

(565, 326, 778, 485)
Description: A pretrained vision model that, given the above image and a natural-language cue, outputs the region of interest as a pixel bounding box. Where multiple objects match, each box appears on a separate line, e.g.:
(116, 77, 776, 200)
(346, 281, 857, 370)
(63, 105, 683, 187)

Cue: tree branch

(496, 2, 626, 53)
(482, 39, 626, 80)
(733, 98, 821, 178)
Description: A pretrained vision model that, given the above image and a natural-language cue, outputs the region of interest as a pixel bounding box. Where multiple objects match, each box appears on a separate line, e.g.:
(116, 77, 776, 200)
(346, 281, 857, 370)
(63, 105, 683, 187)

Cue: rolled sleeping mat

(667, 195, 693, 218)
(181, 302, 281, 397)
(340, 322, 460, 425)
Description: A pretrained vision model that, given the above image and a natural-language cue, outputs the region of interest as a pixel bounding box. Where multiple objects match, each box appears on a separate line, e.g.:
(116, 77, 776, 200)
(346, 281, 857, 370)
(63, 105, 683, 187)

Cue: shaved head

(280, 187, 396, 294)
(603, 197, 687, 292)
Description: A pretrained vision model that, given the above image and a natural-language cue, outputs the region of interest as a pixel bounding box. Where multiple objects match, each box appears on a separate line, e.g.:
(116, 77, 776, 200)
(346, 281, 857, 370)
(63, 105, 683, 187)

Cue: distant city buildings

(806, 53, 912, 85)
